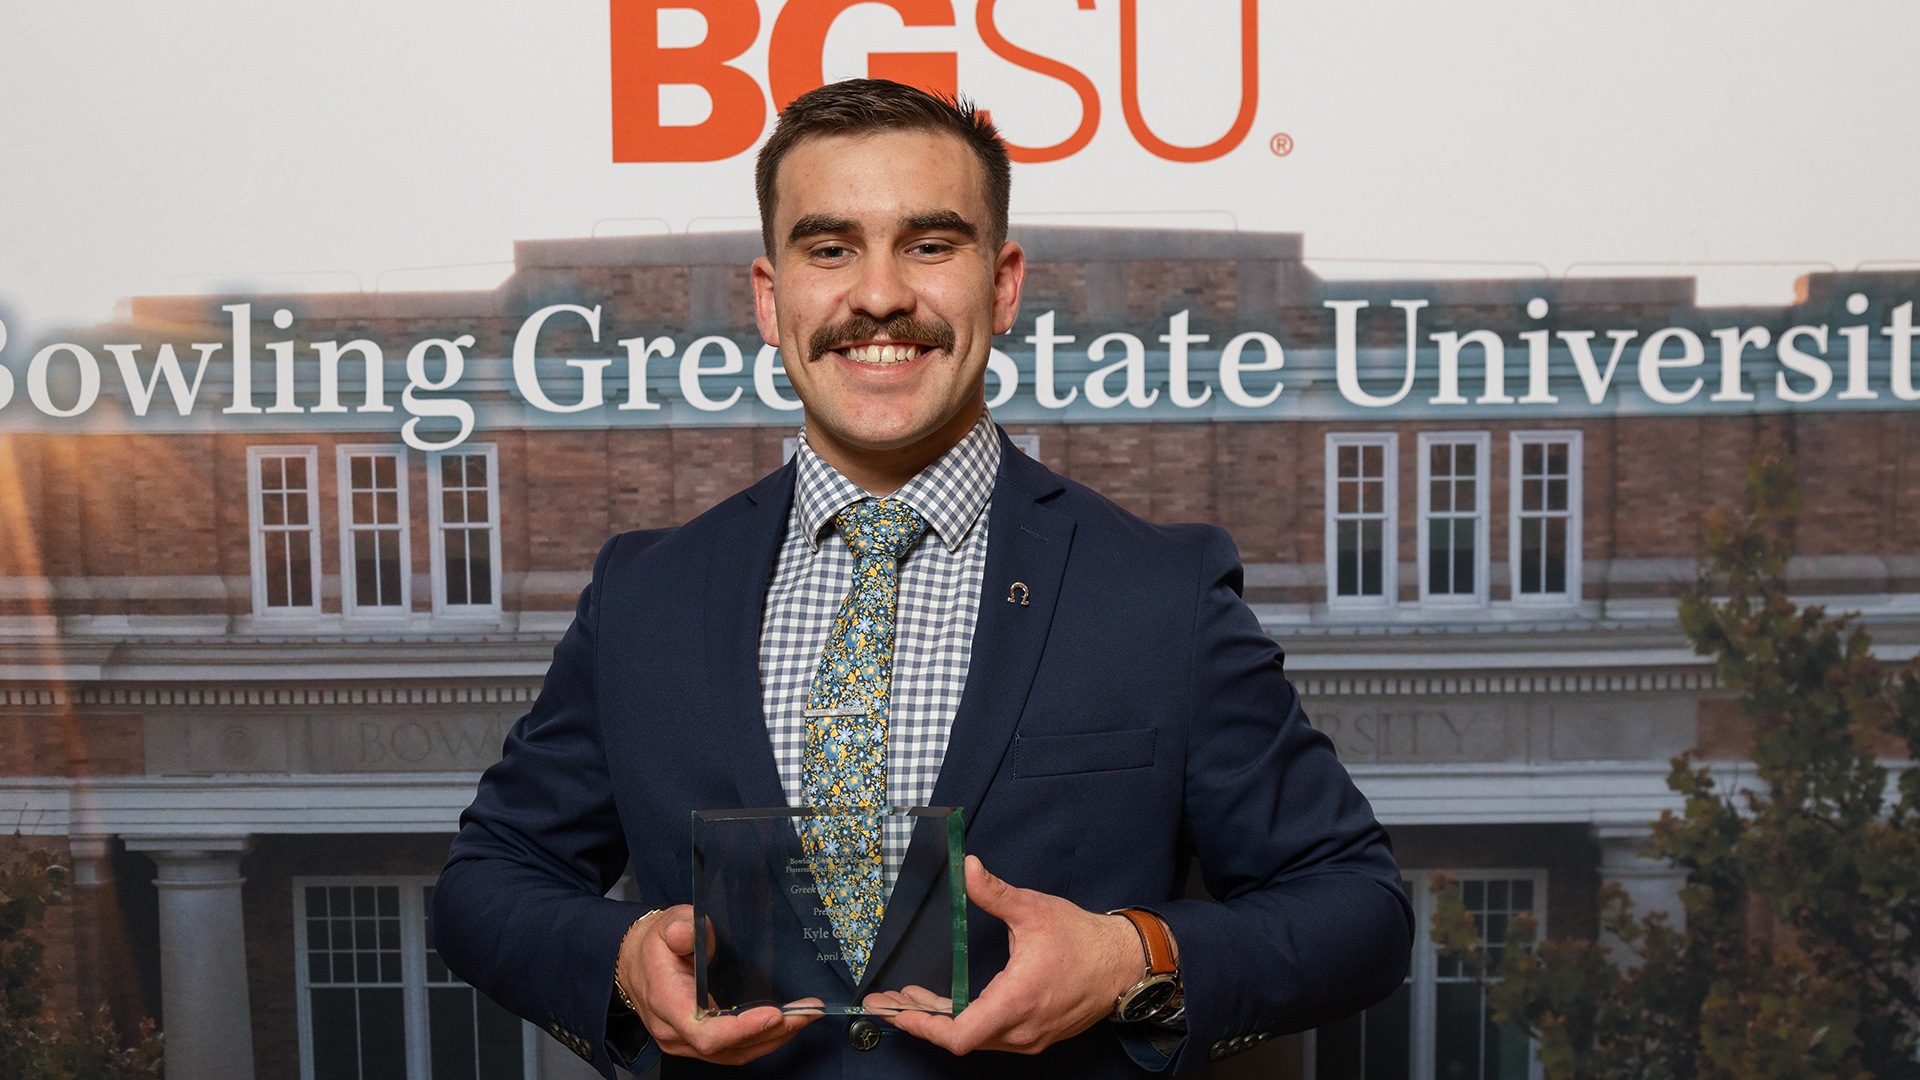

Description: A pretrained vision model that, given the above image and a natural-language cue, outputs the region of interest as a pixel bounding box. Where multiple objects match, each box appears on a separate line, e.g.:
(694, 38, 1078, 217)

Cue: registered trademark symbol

(1269, 132, 1294, 157)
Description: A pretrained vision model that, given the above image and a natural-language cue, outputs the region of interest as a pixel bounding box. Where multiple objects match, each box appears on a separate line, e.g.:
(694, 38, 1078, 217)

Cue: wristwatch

(1108, 907, 1182, 1023)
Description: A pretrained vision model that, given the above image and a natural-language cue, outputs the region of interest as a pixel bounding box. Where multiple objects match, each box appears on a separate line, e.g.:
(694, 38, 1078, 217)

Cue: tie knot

(836, 498, 927, 561)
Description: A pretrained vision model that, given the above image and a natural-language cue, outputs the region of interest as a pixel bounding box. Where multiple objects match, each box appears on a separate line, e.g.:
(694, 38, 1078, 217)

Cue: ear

(991, 241, 1026, 336)
(751, 256, 780, 349)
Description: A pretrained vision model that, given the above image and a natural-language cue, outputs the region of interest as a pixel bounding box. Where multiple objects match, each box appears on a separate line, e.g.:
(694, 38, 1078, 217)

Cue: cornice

(0, 762, 1692, 837)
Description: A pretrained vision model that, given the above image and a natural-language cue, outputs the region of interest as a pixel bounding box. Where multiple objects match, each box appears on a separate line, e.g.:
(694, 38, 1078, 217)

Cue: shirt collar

(794, 412, 1002, 553)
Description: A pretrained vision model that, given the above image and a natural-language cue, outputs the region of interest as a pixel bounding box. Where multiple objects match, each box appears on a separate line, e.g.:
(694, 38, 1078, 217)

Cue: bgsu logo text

(610, 0, 1258, 163)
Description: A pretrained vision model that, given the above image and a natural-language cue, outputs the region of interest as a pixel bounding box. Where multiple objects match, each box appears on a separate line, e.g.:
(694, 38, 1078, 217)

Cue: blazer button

(848, 1017, 882, 1051)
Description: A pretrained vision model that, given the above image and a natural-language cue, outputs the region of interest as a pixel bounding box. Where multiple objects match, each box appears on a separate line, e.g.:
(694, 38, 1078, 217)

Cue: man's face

(752, 128, 1024, 481)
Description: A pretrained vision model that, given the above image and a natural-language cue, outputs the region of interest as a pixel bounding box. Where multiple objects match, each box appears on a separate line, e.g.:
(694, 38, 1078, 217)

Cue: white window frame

(1308, 868, 1546, 1080)
(1325, 432, 1399, 608)
(294, 876, 535, 1080)
(247, 445, 323, 617)
(1508, 431, 1583, 605)
(1415, 869, 1547, 1080)
(1417, 432, 1491, 606)
(336, 445, 412, 619)
(426, 444, 503, 618)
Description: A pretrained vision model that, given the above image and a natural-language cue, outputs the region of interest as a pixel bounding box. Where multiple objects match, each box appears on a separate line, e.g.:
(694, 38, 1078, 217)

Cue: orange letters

(610, 0, 766, 162)
(609, 0, 1259, 164)
(769, 0, 959, 109)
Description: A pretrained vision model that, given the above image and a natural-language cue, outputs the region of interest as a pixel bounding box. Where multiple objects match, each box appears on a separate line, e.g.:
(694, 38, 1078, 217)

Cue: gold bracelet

(612, 909, 666, 1016)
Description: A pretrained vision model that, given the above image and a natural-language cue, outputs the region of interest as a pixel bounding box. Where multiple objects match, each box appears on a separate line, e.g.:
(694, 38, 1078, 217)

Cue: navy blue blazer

(434, 430, 1412, 1077)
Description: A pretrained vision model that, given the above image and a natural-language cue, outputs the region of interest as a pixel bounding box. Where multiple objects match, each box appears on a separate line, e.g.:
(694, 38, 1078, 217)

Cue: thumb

(660, 912, 697, 956)
(964, 855, 1024, 920)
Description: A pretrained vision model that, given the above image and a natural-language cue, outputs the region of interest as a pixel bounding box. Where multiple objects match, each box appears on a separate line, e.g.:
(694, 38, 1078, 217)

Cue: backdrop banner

(2, 5, 1917, 1080)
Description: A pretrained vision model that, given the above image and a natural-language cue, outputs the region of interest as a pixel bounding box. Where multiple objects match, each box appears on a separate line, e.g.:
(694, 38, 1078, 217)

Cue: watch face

(1117, 978, 1179, 1023)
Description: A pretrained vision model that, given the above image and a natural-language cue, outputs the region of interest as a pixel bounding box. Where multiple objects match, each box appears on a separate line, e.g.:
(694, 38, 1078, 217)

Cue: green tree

(0, 847, 161, 1080)
(1433, 443, 1920, 1080)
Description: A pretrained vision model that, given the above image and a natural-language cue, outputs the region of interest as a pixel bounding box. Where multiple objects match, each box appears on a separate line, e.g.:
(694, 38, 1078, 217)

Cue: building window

(1433, 876, 1538, 1079)
(1510, 432, 1582, 602)
(248, 446, 322, 614)
(1326, 433, 1398, 604)
(1417, 432, 1490, 604)
(427, 446, 501, 614)
(296, 879, 531, 1080)
(337, 446, 411, 616)
(1312, 870, 1545, 1080)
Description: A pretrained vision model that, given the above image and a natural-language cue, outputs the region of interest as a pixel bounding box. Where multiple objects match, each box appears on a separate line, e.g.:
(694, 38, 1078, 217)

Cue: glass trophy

(691, 806, 967, 1017)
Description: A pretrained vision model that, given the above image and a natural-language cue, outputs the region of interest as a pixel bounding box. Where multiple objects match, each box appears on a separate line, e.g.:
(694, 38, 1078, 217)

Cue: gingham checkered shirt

(760, 415, 999, 880)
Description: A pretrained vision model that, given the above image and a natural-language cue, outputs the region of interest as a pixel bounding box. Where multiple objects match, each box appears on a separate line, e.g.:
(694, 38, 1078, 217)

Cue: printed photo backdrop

(1, 4, 1918, 1079)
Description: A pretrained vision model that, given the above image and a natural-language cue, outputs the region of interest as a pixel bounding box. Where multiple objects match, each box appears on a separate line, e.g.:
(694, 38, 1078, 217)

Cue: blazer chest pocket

(1012, 728, 1157, 778)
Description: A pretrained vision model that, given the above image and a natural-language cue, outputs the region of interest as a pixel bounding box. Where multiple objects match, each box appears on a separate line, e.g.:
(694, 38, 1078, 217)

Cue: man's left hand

(870, 855, 1146, 1055)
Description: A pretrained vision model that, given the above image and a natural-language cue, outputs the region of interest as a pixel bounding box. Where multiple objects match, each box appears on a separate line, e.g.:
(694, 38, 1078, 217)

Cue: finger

(725, 1012, 820, 1064)
(660, 912, 698, 956)
(862, 986, 950, 1016)
(889, 975, 1023, 1054)
(887, 984, 955, 1012)
(883, 1008, 957, 1047)
(633, 933, 704, 1037)
(964, 855, 1036, 925)
(623, 909, 815, 1064)
(672, 1004, 819, 1062)
(705, 1009, 818, 1064)
(633, 983, 708, 1052)
(675, 1007, 790, 1062)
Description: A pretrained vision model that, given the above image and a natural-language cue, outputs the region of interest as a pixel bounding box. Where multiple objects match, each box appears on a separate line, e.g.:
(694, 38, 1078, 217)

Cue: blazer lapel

(700, 463, 796, 811)
(929, 440, 1074, 819)
(865, 436, 1075, 990)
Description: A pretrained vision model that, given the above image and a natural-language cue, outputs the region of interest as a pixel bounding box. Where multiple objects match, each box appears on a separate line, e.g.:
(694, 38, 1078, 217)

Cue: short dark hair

(755, 78, 1012, 256)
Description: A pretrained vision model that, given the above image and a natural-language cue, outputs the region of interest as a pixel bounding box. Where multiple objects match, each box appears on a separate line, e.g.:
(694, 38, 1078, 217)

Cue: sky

(2, 0, 1916, 341)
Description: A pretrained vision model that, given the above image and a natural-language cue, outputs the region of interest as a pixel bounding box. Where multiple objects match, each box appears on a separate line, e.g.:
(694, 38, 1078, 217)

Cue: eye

(908, 240, 954, 257)
(809, 243, 854, 262)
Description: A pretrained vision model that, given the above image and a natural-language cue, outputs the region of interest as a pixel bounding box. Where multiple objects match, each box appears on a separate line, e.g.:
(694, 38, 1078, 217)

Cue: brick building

(2, 227, 1917, 1079)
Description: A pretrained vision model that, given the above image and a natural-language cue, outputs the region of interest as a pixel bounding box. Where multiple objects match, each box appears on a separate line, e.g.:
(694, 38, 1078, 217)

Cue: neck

(805, 404, 984, 497)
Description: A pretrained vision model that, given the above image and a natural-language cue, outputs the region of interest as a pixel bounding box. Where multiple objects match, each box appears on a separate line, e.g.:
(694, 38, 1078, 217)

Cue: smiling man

(752, 115, 1019, 495)
(434, 79, 1411, 1078)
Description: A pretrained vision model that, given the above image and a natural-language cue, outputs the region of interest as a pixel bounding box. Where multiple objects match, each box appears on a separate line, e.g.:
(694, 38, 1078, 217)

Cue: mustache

(808, 315, 956, 363)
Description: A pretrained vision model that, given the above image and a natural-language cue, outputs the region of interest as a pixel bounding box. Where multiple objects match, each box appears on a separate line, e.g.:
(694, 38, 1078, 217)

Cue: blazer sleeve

(430, 533, 661, 1078)
(1141, 527, 1414, 1072)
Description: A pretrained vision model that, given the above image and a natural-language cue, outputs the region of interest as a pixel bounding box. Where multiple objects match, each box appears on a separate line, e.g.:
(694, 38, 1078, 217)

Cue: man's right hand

(615, 906, 819, 1065)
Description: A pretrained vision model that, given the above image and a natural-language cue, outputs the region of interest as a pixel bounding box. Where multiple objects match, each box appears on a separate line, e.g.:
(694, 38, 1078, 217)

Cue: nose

(849, 250, 914, 322)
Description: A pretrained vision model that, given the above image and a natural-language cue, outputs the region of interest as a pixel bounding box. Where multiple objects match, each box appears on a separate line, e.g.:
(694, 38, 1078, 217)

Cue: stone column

(68, 835, 112, 887)
(126, 836, 256, 1080)
(1594, 825, 1687, 961)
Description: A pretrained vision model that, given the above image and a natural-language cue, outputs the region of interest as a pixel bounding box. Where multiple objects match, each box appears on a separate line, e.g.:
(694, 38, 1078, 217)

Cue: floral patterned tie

(801, 497, 927, 982)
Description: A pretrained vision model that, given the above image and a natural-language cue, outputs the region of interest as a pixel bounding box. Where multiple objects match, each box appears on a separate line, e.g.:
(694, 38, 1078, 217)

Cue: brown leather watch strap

(1113, 907, 1177, 978)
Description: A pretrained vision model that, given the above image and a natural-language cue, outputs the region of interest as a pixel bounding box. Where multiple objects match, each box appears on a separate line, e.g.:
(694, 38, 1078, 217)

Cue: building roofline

(122, 226, 1919, 324)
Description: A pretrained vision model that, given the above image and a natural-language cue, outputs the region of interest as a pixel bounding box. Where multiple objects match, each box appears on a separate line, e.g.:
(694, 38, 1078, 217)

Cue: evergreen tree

(1433, 443, 1920, 1079)
(0, 847, 161, 1080)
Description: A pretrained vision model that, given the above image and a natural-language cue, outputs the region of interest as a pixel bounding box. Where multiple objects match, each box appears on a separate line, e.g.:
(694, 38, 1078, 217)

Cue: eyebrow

(902, 210, 977, 240)
(787, 214, 859, 246)
(785, 210, 980, 248)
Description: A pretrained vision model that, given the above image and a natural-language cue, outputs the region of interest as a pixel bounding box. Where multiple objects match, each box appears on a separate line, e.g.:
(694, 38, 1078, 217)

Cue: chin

(823, 415, 942, 451)
(844, 429, 939, 454)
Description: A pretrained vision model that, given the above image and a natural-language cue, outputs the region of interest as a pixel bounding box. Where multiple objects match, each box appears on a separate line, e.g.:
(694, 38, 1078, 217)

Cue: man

(434, 79, 1411, 1077)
